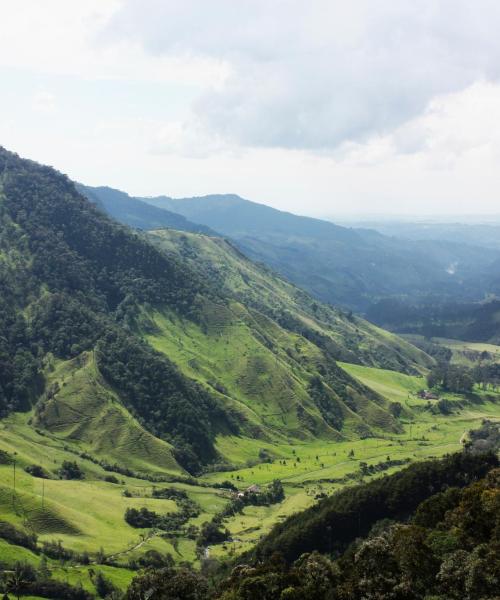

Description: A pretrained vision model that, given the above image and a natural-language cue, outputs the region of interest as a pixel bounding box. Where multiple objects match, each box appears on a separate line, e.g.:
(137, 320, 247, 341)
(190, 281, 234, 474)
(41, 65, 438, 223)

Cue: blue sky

(1, 0, 500, 219)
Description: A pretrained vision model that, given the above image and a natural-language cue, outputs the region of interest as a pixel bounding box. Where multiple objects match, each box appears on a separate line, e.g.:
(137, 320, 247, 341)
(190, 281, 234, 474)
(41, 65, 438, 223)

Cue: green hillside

(34, 352, 181, 475)
(2, 147, 499, 596)
(147, 229, 432, 374)
(0, 146, 235, 475)
(0, 146, 437, 478)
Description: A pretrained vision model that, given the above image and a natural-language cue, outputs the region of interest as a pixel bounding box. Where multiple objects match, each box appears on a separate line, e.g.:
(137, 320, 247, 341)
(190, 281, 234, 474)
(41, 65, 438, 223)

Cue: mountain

(146, 228, 432, 373)
(0, 147, 234, 475)
(342, 219, 500, 251)
(2, 147, 500, 595)
(77, 184, 215, 235)
(0, 147, 433, 478)
(102, 190, 498, 312)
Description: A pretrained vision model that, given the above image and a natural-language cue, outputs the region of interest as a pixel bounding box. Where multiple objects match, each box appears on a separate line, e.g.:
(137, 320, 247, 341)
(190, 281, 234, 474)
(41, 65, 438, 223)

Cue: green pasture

(1, 358, 500, 578)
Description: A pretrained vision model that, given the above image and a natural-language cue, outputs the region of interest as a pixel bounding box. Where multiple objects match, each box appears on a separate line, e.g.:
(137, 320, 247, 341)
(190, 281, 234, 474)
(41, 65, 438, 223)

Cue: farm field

(402, 334, 500, 367)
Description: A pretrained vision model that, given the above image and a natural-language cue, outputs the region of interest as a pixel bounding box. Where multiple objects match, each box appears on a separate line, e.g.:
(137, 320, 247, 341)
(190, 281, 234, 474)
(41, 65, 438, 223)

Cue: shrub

(58, 460, 84, 480)
(25, 464, 50, 478)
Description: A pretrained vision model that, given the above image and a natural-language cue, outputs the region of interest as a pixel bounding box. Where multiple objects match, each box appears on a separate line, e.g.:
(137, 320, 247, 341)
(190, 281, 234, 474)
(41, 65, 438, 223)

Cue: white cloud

(1, 1, 500, 217)
(105, 0, 500, 150)
(338, 81, 500, 169)
(149, 119, 231, 158)
(0, 0, 227, 85)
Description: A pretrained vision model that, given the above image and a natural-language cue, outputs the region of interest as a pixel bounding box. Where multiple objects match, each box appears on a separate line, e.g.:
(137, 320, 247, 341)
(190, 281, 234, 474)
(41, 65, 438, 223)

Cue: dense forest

(367, 298, 500, 344)
(0, 146, 234, 472)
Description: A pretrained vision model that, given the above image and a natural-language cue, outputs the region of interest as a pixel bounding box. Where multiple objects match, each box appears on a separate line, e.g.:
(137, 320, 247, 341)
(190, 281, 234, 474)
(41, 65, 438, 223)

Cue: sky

(1, 1, 500, 219)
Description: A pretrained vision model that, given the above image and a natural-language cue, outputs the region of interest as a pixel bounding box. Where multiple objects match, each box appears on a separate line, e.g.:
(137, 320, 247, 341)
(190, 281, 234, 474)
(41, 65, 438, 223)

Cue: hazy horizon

(2, 1, 500, 218)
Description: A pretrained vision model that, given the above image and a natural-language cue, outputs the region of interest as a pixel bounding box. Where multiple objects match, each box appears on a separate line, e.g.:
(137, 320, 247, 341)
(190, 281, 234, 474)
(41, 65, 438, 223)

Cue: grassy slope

(1, 362, 500, 583)
(197, 362, 500, 557)
(144, 300, 408, 447)
(138, 229, 438, 455)
(0, 412, 229, 573)
(147, 230, 432, 374)
(34, 352, 182, 475)
(402, 334, 500, 367)
(434, 337, 500, 366)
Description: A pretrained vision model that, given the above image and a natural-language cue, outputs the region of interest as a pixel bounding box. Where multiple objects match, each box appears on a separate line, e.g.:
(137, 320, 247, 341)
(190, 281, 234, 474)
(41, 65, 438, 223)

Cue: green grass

(147, 229, 434, 375)
(145, 306, 322, 438)
(1, 342, 500, 575)
(433, 337, 500, 366)
(338, 362, 423, 403)
(1, 364, 500, 570)
(0, 412, 228, 573)
(37, 352, 182, 475)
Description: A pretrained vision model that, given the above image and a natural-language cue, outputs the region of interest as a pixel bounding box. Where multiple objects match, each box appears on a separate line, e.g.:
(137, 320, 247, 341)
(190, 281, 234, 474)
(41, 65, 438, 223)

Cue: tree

(94, 572, 117, 599)
(5, 563, 36, 600)
(389, 402, 403, 418)
(58, 460, 84, 480)
(266, 480, 285, 503)
(197, 521, 230, 546)
(126, 567, 208, 600)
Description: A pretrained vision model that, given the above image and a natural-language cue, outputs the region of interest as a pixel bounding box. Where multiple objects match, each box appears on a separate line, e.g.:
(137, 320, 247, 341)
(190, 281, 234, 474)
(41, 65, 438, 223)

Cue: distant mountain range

(338, 219, 500, 251)
(83, 186, 500, 313)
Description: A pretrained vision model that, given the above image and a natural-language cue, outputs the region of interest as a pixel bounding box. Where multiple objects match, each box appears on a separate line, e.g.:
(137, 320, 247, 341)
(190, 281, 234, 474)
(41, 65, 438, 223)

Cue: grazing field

(196, 361, 500, 557)
(402, 334, 500, 367)
(1, 360, 500, 590)
(0, 412, 228, 573)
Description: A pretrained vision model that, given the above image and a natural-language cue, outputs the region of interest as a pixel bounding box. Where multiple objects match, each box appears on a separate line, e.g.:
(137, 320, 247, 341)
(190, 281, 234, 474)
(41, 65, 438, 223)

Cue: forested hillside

(0, 147, 434, 476)
(0, 146, 233, 474)
(368, 298, 500, 344)
(248, 450, 498, 563)
(209, 450, 500, 600)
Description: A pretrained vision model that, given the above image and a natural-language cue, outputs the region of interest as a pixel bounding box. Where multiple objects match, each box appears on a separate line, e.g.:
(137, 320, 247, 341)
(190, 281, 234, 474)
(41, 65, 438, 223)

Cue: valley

(2, 355, 499, 596)
(0, 147, 499, 598)
(3, 6, 500, 597)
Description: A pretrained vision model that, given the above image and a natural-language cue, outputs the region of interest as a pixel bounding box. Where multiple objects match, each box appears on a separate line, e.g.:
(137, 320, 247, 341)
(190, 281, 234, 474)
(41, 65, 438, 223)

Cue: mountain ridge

(82, 185, 500, 312)
(0, 146, 432, 478)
